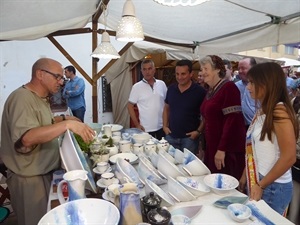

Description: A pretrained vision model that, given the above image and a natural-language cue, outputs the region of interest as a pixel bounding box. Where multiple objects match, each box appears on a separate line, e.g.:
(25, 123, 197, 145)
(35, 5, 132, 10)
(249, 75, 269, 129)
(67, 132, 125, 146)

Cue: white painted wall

(0, 30, 125, 136)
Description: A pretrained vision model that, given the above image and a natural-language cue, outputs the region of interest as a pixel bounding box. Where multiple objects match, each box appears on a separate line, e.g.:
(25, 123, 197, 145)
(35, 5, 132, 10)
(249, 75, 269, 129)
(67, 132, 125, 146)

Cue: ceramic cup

(133, 143, 144, 155)
(112, 135, 122, 145)
(97, 161, 109, 173)
(106, 183, 121, 198)
(119, 140, 131, 153)
(101, 172, 115, 186)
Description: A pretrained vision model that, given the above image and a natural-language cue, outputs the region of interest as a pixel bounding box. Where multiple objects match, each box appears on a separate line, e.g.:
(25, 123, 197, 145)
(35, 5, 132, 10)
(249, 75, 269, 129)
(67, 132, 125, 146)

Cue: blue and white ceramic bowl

(176, 176, 210, 197)
(167, 176, 196, 202)
(38, 198, 120, 225)
(115, 158, 143, 187)
(157, 152, 187, 179)
(227, 203, 252, 223)
(171, 214, 191, 225)
(138, 155, 167, 185)
(182, 148, 210, 176)
(203, 173, 239, 195)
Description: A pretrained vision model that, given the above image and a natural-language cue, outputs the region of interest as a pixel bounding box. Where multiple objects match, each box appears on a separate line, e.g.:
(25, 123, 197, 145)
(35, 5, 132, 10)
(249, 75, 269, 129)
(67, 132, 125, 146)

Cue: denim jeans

(165, 134, 199, 154)
(259, 173, 293, 215)
(72, 106, 86, 122)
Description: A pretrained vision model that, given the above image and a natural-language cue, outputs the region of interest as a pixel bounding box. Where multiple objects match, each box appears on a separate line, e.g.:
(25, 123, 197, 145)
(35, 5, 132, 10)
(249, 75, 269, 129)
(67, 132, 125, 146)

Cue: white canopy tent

(1, 0, 299, 123)
(1, 0, 300, 53)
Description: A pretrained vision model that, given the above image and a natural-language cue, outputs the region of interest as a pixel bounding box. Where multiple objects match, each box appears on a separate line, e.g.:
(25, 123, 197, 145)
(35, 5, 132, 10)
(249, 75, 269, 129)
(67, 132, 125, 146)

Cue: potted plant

(90, 141, 110, 165)
(105, 137, 118, 156)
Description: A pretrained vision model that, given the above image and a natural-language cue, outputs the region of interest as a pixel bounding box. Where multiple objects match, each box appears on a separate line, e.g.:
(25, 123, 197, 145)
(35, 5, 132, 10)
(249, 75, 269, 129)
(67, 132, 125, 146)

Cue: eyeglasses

(41, 69, 65, 81)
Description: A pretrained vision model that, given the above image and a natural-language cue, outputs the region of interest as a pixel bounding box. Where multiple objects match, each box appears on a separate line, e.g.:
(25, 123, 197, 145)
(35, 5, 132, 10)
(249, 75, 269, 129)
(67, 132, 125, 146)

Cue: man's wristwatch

(60, 114, 66, 121)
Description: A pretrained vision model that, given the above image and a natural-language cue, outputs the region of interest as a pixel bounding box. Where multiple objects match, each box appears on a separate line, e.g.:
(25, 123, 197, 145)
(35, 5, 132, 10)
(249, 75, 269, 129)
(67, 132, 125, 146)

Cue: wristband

(196, 129, 201, 134)
(60, 114, 66, 121)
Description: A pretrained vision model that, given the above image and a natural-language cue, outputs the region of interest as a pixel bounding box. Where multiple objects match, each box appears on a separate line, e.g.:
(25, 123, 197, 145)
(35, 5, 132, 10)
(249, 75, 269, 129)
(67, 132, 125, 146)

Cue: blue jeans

(72, 106, 86, 122)
(259, 174, 293, 215)
(165, 134, 199, 155)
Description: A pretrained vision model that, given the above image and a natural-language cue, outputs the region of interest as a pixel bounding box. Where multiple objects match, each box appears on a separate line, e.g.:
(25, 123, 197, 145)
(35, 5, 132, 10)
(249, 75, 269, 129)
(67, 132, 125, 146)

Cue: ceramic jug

(114, 183, 143, 225)
(157, 137, 170, 152)
(57, 170, 88, 204)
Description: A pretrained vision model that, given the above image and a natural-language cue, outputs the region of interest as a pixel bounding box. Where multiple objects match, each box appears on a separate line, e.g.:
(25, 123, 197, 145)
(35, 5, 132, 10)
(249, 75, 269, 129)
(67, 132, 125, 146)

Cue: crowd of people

(0, 56, 299, 224)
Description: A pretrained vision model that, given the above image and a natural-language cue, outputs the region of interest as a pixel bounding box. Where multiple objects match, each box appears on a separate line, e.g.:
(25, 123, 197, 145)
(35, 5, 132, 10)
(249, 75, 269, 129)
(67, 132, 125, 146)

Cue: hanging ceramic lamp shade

(116, 0, 144, 42)
(91, 31, 120, 59)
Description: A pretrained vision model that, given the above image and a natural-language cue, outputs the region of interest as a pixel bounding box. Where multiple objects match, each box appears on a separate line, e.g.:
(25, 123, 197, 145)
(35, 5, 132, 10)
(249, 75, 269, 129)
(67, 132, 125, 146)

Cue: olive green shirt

(0, 86, 60, 176)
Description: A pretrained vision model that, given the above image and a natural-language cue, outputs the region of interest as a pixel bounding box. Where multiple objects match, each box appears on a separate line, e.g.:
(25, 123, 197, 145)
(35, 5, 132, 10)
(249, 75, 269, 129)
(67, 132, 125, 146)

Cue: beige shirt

(0, 86, 60, 176)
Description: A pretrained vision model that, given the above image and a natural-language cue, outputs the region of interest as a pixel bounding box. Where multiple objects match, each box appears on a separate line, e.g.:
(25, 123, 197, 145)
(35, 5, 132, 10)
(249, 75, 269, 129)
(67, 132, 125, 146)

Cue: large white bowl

(182, 148, 210, 176)
(109, 153, 138, 164)
(227, 203, 252, 223)
(115, 158, 143, 187)
(203, 173, 239, 195)
(157, 152, 187, 179)
(167, 176, 196, 202)
(176, 176, 210, 197)
(132, 133, 151, 144)
(138, 155, 167, 185)
(38, 198, 120, 225)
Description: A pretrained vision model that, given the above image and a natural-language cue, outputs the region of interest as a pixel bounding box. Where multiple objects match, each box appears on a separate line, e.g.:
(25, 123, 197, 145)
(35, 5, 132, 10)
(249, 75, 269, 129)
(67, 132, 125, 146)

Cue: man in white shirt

(128, 59, 167, 140)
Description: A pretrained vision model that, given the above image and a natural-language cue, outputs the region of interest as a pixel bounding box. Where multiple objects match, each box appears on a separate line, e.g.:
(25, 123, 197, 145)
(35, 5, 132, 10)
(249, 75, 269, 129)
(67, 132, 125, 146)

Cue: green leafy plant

(74, 133, 94, 154)
(106, 137, 114, 147)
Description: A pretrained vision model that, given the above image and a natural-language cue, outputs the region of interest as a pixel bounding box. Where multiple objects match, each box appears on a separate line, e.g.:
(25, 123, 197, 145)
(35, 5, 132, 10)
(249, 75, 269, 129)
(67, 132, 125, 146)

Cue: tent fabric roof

(1, 0, 299, 54)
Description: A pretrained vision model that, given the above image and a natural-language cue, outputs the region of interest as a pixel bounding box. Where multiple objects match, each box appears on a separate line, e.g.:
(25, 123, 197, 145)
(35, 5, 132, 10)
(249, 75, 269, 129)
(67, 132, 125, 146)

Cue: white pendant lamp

(91, 31, 120, 59)
(116, 0, 144, 42)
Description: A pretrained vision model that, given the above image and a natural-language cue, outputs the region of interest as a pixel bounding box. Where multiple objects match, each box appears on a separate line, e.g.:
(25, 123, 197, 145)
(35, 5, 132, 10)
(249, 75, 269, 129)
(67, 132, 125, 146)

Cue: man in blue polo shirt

(163, 60, 206, 154)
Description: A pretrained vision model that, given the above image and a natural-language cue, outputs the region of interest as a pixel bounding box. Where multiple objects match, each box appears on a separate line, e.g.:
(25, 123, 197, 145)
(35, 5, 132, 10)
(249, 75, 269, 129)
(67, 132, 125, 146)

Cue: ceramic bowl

(171, 214, 191, 225)
(227, 203, 252, 223)
(203, 173, 239, 195)
(86, 123, 102, 135)
(132, 133, 151, 144)
(109, 153, 138, 164)
(158, 149, 176, 164)
(168, 146, 184, 164)
(176, 176, 210, 197)
(38, 198, 120, 225)
(157, 152, 186, 179)
(167, 176, 196, 202)
(144, 178, 175, 206)
(115, 158, 143, 187)
(148, 151, 159, 168)
(182, 148, 210, 176)
(170, 205, 202, 220)
(138, 155, 167, 185)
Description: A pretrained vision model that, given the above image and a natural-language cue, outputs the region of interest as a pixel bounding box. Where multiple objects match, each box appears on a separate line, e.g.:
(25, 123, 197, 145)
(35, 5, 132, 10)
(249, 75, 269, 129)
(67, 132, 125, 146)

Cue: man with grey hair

(235, 57, 257, 129)
(128, 59, 167, 140)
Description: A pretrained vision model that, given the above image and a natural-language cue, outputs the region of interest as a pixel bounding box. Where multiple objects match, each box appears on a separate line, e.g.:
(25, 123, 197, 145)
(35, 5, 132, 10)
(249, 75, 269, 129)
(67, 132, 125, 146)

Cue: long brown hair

(247, 62, 298, 141)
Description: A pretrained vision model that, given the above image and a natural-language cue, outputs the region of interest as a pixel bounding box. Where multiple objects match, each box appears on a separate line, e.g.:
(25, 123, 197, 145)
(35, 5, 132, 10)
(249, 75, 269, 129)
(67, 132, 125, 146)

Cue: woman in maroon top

(199, 55, 245, 180)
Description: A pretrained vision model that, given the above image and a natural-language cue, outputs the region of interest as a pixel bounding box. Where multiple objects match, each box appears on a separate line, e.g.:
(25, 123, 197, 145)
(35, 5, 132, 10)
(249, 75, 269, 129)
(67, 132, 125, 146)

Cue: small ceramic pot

(147, 208, 171, 225)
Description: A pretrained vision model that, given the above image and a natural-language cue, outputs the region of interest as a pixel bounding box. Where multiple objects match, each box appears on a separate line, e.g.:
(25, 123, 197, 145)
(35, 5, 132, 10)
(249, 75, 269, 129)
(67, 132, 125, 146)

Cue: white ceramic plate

(60, 129, 97, 193)
(109, 153, 138, 164)
(102, 124, 123, 132)
(145, 178, 175, 206)
(93, 166, 112, 175)
(96, 178, 119, 189)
